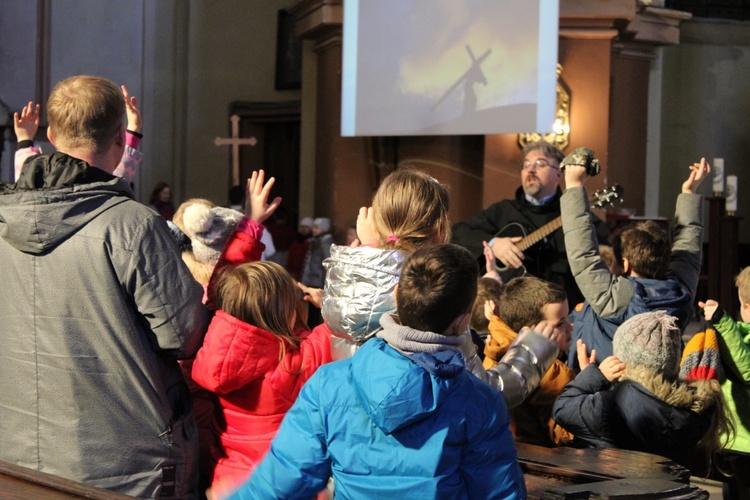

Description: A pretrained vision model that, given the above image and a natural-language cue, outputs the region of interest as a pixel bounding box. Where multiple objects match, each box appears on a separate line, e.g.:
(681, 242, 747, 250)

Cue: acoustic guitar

(493, 185, 623, 282)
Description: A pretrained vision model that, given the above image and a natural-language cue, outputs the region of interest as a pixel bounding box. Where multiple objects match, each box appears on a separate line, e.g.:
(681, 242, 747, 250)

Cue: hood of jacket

(322, 244, 406, 341)
(612, 373, 712, 453)
(350, 338, 465, 435)
(0, 152, 133, 255)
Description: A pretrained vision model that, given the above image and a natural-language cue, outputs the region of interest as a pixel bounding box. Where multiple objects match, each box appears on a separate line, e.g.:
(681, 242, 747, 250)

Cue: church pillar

(608, 6, 691, 215)
(291, 0, 372, 239)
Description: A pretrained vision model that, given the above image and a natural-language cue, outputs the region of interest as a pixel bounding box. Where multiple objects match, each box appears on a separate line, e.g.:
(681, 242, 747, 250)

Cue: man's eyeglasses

(521, 159, 560, 171)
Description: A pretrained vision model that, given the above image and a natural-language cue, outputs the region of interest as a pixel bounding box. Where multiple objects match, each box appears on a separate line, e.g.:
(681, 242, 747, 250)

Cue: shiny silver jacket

(322, 245, 406, 360)
(462, 328, 558, 409)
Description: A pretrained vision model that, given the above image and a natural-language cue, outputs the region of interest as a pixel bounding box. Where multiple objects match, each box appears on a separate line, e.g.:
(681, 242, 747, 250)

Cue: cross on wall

(214, 114, 258, 186)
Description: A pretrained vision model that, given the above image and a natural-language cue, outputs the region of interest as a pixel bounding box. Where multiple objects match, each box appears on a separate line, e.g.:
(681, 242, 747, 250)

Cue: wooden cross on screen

(214, 114, 258, 186)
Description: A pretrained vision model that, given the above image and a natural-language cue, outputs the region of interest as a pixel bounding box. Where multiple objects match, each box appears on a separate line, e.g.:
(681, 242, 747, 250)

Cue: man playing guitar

(452, 141, 610, 306)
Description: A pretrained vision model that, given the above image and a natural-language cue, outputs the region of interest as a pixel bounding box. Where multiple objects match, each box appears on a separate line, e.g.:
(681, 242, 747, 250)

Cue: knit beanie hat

(613, 310, 682, 381)
(181, 204, 243, 265)
(299, 217, 314, 229)
(313, 217, 331, 234)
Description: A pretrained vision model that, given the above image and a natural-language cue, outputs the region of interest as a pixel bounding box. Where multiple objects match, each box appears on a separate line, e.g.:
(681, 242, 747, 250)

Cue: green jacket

(713, 312, 750, 452)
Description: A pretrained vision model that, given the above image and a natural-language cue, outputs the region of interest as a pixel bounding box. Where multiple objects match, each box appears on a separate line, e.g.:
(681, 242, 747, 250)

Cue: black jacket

(552, 365, 713, 474)
(451, 187, 610, 305)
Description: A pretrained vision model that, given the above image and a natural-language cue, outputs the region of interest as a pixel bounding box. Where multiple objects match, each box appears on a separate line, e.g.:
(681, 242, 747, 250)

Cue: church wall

(658, 18, 750, 244)
(180, 0, 301, 207)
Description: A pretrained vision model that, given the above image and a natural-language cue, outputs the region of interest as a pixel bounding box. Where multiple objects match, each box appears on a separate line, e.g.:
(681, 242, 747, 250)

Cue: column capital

(290, 0, 342, 45)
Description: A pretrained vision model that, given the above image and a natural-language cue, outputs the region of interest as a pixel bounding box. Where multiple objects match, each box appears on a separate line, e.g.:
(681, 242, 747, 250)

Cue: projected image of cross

(431, 45, 492, 115)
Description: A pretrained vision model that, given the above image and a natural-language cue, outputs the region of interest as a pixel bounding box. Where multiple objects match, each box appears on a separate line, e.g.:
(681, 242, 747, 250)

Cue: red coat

(191, 310, 332, 496)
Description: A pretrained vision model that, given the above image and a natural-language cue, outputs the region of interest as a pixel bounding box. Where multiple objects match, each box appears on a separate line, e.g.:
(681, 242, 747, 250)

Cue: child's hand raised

(14, 101, 41, 142)
(599, 356, 626, 383)
(484, 299, 497, 322)
(482, 241, 502, 283)
(576, 339, 596, 371)
(121, 85, 142, 133)
(698, 299, 720, 323)
(298, 283, 323, 309)
(357, 206, 381, 247)
(682, 157, 710, 194)
(246, 170, 282, 223)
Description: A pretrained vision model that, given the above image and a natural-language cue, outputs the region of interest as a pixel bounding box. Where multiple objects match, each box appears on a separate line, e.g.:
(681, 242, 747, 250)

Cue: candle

(726, 175, 738, 214)
(713, 158, 724, 196)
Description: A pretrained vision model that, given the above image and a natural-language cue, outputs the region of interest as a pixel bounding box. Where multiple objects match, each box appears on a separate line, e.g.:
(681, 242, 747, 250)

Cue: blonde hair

(173, 198, 216, 285)
(736, 267, 750, 304)
(212, 261, 301, 359)
(47, 75, 125, 154)
(622, 365, 735, 472)
(372, 166, 451, 252)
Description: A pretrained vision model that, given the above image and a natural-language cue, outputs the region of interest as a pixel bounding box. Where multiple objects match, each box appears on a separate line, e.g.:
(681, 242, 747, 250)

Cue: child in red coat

(191, 171, 333, 498)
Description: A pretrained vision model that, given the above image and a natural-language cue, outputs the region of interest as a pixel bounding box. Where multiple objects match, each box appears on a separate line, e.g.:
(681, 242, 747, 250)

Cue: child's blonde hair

(212, 261, 301, 358)
(371, 166, 450, 252)
(47, 75, 125, 155)
(736, 267, 750, 304)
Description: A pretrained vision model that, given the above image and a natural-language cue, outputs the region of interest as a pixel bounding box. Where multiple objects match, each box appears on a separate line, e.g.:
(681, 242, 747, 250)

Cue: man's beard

(523, 176, 542, 197)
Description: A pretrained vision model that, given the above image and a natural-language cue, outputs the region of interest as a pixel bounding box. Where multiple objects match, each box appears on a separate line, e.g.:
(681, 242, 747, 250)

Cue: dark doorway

(230, 101, 301, 225)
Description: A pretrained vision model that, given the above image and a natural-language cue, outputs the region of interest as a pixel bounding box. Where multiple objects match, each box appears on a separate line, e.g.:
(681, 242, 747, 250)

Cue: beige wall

(657, 18, 750, 243)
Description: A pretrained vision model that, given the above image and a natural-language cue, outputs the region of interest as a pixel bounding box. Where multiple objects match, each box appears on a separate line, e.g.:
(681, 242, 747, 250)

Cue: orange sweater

(483, 316, 575, 447)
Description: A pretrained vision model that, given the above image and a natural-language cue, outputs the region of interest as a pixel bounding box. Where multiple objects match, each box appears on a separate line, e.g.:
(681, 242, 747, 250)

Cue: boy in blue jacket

(226, 244, 547, 499)
(561, 155, 710, 370)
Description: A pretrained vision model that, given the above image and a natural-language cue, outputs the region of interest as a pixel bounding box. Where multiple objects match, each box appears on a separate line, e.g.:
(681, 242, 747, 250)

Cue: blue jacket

(230, 338, 525, 499)
(569, 276, 693, 368)
(561, 188, 703, 371)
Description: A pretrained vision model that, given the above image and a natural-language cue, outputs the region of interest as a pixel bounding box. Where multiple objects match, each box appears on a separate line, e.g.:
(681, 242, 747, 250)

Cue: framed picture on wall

(275, 9, 302, 90)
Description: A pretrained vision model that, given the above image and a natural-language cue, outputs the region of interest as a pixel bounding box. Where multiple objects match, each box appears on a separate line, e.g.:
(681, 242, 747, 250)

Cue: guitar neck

(516, 218, 562, 251)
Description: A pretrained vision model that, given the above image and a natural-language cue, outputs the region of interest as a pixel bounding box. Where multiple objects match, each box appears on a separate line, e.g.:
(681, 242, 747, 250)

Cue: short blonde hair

(736, 267, 750, 304)
(47, 75, 125, 154)
(211, 261, 301, 358)
(372, 166, 451, 252)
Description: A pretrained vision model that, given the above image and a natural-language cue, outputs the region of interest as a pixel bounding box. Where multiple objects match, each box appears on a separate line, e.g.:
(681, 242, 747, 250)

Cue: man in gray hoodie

(0, 76, 208, 498)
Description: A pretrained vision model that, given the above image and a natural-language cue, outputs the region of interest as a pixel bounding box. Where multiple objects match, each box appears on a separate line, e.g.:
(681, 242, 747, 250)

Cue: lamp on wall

(518, 64, 571, 150)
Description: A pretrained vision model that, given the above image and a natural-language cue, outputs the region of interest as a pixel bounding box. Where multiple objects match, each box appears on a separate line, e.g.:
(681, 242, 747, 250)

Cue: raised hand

(599, 356, 626, 383)
(483, 299, 497, 322)
(356, 206, 381, 247)
(298, 282, 323, 309)
(576, 338, 596, 371)
(482, 241, 502, 282)
(245, 170, 282, 223)
(491, 236, 524, 269)
(14, 101, 41, 142)
(121, 85, 142, 133)
(682, 157, 710, 194)
(698, 299, 720, 323)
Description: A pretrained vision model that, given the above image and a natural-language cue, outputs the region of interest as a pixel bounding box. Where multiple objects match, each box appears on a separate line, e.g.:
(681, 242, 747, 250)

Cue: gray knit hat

(612, 310, 682, 381)
(181, 204, 243, 265)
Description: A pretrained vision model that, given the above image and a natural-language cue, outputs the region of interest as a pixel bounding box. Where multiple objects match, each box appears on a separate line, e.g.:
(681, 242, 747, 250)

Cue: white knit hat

(313, 217, 331, 234)
(181, 204, 243, 265)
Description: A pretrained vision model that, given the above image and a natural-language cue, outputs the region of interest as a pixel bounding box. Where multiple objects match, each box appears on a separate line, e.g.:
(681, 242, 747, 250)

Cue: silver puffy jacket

(322, 244, 407, 360)
(321, 244, 559, 408)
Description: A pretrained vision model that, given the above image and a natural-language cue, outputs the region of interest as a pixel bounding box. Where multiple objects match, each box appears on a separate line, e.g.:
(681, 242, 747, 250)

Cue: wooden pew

(0, 460, 131, 500)
(518, 443, 709, 498)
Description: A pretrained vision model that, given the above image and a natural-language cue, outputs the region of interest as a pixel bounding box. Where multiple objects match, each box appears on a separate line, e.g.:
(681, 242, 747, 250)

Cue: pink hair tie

(386, 235, 399, 243)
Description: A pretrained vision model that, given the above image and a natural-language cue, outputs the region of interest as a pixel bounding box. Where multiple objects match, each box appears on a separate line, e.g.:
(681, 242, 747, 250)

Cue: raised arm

(669, 159, 708, 296)
(206, 170, 280, 310)
(14, 102, 43, 180)
(464, 323, 558, 408)
(561, 164, 633, 317)
(112, 85, 143, 181)
(701, 300, 750, 382)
